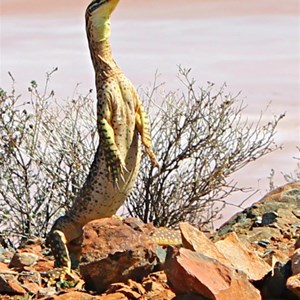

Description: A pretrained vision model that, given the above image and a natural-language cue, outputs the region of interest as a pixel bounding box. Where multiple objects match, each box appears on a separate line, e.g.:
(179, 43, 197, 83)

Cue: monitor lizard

(46, 0, 159, 279)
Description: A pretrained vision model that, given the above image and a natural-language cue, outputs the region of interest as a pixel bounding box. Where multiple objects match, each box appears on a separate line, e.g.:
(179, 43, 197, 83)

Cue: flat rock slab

(165, 247, 261, 300)
(179, 222, 228, 266)
(215, 232, 271, 281)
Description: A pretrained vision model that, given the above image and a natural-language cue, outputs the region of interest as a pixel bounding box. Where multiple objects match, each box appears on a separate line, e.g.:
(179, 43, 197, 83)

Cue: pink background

(1, 0, 299, 225)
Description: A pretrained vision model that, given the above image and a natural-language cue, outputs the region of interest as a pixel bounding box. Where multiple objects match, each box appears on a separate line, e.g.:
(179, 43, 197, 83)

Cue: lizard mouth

(88, 0, 110, 13)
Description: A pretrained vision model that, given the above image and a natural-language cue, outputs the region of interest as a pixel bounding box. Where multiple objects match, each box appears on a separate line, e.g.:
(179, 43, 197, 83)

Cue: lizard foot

(41, 267, 79, 287)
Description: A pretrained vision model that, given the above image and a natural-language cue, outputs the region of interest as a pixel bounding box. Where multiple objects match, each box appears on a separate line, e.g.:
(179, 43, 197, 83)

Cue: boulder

(165, 247, 261, 300)
(79, 217, 159, 293)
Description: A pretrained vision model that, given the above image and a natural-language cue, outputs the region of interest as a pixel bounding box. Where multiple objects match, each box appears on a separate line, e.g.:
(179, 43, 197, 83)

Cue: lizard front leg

(135, 100, 159, 167)
(97, 117, 127, 187)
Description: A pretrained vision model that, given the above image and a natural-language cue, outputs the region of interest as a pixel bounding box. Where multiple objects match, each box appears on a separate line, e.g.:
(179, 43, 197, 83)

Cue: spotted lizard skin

(46, 0, 158, 273)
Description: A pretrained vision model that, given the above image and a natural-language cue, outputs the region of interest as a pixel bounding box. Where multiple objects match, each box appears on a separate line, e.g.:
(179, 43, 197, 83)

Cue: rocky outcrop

(215, 181, 300, 299)
(0, 182, 299, 299)
(287, 240, 300, 297)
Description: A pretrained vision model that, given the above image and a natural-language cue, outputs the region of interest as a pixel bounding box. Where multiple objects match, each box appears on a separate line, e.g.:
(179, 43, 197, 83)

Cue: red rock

(9, 252, 39, 269)
(81, 218, 156, 261)
(143, 281, 175, 300)
(80, 218, 159, 293)
(22, 282, 41, 294)
(141, 272, 176, 300)
(127, 279, 146, 295)
(286, 273, 300, 298)
(291, 248, 300, 275)
(17, 271, 42, 296)
(19, 241, 43, 255)
(111, 287, 140, 299)
(97, 294, 128, 300)
(106, 282, 143, 299)
(0, 275, 26, 295)
(215, 232, 271, 281)
(34, 260, 55, 272)
(47, 291, 128, 300)
(165, 247, 261, 300)
(0, 262, 10, 272)
(179, 222, 229, 266)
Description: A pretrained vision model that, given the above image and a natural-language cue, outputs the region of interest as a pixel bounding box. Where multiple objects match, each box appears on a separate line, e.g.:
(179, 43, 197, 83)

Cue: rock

(285, 245, 300, 298)
(22, 281, 41, 294)
(46, 291, 128, 300)
(260, 260, 297, 300)
(0, 248, 14, 265)
(37, 286, 59, 298)
(0, 261, 10, 272)
(217, 182, 300, 239)
(215, 232, 271, 281)
(215, 182, 300, 299)
(106, 283, 141, 299)
(179, 222, 229, 266)
(142, 271, 176, 300)
(291, 248, 300, 275)
(18, 270, 41, 293)
(79, 218, 159, 293)
(295, 237, 300, 249)
(216, 182, 300, 265)
(9, 252, 39, 269)
(173, 295, 207, 300)
(46, 291, 96, 300)
(0, 274, 26, 295)
(165, 247, 261, 300)
(286, 273, 300, 298)
(0, 184, 298, 300)
(97, 294, 129, 300)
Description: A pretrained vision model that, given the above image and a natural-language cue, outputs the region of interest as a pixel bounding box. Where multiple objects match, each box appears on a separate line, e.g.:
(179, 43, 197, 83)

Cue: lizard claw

(41, 267, 79, 287)
(108, 155, 128, 188)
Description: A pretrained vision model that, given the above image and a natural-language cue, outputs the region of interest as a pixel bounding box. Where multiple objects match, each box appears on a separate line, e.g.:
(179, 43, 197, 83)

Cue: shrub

(126, 67, 284, 228)
(0, 70, 97, 246)
(0, 68, 284, 246)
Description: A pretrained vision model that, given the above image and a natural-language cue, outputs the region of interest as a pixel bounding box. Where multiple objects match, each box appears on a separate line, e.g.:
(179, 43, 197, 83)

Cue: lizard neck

(87, 17, 120, 79)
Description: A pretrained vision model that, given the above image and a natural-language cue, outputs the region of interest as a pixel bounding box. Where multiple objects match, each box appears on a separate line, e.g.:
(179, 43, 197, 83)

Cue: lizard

(46, 0, 158, 277)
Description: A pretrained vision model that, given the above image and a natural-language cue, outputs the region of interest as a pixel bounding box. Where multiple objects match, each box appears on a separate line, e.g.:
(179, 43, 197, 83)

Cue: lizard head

(87, 0, 120, 18)
(86, 0, 120, 41)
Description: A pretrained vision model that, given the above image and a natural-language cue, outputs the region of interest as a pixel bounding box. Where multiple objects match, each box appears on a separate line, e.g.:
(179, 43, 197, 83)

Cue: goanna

(46, 0, 158, 274)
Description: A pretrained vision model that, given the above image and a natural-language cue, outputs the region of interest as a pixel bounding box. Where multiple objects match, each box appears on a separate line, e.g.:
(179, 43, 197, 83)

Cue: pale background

(1, 0, 299, 225)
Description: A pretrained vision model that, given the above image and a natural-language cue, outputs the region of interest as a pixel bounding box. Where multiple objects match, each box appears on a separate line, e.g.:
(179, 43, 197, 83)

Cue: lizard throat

(91, 17, 111, 42)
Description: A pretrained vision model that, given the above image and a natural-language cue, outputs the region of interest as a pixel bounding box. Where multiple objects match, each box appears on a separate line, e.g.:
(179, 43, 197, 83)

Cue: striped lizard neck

(86, 4, 120, 78)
